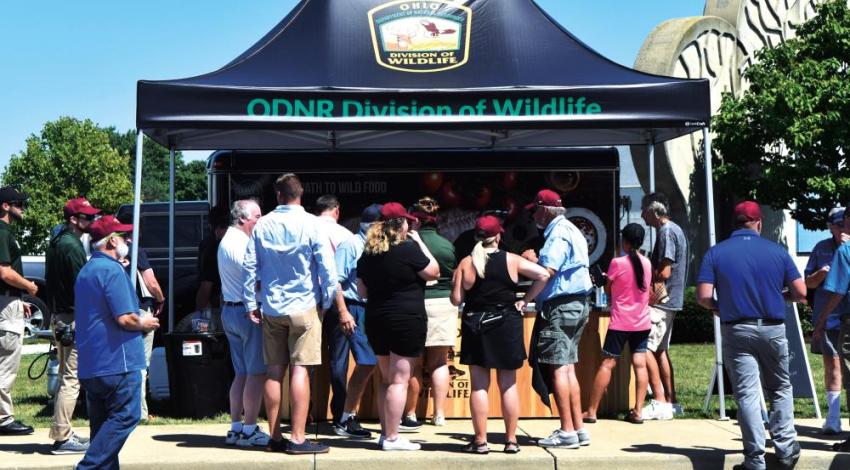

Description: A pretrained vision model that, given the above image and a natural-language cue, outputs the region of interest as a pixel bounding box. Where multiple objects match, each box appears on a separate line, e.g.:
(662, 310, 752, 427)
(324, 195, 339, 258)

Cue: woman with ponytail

(450, 215, 550, 454)
(356, 202, 440, 451)
(582, 223, 652, 424)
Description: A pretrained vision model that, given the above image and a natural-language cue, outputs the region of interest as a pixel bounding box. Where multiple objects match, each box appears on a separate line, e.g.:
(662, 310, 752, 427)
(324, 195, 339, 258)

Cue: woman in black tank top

(450, 216, 551, 454)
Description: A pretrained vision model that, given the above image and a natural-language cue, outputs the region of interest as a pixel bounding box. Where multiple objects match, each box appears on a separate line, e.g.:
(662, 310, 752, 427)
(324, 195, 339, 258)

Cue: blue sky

(0, 0, 703, 170)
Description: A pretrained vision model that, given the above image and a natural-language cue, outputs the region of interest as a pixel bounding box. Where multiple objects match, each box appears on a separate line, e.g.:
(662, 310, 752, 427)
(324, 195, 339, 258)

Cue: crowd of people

(3, 171, 848, 469)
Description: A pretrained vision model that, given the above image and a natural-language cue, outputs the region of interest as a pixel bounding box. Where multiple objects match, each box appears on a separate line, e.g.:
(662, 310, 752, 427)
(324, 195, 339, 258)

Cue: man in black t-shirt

(0, 187, 38, 436)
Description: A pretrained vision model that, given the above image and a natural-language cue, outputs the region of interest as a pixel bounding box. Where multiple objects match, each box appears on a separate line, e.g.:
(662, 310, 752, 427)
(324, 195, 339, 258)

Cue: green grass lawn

(10, 344, 839, 428)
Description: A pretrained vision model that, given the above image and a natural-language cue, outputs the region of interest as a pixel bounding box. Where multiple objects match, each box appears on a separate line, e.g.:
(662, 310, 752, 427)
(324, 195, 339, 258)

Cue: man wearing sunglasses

(0, 186, 39, 436)
(46, 197, 101, 454)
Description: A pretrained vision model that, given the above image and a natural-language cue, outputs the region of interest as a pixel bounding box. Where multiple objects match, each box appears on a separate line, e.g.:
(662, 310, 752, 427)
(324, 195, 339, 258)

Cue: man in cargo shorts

(518, 189, 593, 449)
(641, 193, 687, 420)
(243, 173, 337, 455)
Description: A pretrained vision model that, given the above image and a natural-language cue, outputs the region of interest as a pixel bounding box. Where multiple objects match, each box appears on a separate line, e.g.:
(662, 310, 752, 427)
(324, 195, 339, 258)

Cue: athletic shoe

(285, 439, 330, 455)
(777, 441, 801, 469)
(432, 416, 446, 426)
(382, 436, 421, 451)
(642, 400, 673, 420)
(576, 428, 591, 447)
(537, 429, 580, 449)
(333, 416, 372, 439)
(399, 416, 422, 432)
(225, 430, 240, 445)
(237, 427, 270, 447)
(672, 403, 684, 416)
(51, 435, 89, 455)
(822, 417, 843, 435)
(71, 433, 90, 444)
(657, 402, 674, 420)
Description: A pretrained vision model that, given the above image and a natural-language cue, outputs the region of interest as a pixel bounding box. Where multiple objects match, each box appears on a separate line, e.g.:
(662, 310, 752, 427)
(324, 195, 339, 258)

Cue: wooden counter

(291, 309, 635, 420)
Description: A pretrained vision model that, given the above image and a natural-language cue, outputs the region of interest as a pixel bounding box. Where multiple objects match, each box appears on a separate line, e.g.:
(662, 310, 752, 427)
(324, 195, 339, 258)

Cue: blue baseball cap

(830, 207, 845, 225)
(361, 204, 383, 224)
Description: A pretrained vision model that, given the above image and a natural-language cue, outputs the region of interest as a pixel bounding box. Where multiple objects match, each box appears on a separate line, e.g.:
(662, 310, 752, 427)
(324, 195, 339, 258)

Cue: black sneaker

(399, 416, 422, 433)
(0, 420, 34, 435)
(777, 441, 801, 470)
(333, 416, 372, 439)
(285, 439, 330, 455)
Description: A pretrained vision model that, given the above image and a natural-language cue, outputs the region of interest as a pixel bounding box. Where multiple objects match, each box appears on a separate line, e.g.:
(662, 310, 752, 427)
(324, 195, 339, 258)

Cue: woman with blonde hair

(451, 215, 550, 454)
(356, 202, 440, 451)
(408, 196, 457, 427)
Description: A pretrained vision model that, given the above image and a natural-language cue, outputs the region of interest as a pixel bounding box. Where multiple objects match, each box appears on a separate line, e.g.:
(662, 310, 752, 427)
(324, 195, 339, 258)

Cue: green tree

(713, 0, 850, 230)
(1, 117, 133, 253)
(107, 129, 208, 202)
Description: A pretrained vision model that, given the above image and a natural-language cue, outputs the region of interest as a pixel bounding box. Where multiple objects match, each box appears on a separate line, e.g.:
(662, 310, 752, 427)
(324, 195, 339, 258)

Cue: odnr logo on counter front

(369, 0, 472, 73)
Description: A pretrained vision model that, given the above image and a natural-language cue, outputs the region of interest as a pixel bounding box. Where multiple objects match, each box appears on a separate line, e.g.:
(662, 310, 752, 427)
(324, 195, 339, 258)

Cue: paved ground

(1, 418, 848, 469)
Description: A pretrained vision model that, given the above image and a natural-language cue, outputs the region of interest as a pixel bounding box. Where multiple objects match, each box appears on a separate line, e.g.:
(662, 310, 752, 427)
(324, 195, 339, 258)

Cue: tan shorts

(262, 307, 322, 366)
(425, 297, 458, 347)
(647, 306, 677, 352)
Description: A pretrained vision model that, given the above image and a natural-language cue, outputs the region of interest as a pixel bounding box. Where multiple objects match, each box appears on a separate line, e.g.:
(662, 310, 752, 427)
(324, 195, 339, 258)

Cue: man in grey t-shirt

(641, 193, 688, 420)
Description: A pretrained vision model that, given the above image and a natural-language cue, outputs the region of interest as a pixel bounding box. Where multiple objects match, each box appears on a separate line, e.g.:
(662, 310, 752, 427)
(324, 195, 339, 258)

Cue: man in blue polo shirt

(697, 201, 805, 470)
(518, 188, 593, 449)
(74, 216, 159, 470)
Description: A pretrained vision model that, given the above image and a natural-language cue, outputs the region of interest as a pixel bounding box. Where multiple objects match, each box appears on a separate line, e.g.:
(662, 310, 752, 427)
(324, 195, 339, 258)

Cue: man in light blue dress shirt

(243, 173, 337, 455)
(518, 189, 593, 449)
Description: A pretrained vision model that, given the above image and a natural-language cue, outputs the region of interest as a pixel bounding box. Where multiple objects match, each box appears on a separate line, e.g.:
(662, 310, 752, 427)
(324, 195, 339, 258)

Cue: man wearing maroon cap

(74, 215, 159, 470)
(697, 201, 805, 470)
(46, 197, 101, 454)
(518, 189, 593, 448)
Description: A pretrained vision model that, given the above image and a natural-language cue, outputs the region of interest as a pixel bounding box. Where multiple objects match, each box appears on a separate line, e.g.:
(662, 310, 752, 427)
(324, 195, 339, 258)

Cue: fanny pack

(463, 307, 518, 335)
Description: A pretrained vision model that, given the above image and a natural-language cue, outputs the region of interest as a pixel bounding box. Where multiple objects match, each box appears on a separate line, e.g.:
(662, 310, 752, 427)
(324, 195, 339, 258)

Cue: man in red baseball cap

(697, 200, 804, 470)
(518, 188, 594, 448)
(47, 197, 102, 454)
(74, 215, 158, 469)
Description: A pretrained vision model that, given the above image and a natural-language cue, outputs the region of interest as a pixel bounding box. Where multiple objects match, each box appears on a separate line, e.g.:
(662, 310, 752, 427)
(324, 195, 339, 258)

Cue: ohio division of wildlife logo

(369, 0, 472, 73)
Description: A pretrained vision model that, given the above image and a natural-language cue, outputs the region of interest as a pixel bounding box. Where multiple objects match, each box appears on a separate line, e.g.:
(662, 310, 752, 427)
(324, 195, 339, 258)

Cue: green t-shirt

(0, 220, 23, 293)
(418, 226, 456, 299)
(45, 227, 87, 314)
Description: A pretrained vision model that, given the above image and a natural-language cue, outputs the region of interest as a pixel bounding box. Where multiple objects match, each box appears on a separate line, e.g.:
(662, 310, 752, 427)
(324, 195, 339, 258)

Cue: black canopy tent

(133, 0, 723, 414)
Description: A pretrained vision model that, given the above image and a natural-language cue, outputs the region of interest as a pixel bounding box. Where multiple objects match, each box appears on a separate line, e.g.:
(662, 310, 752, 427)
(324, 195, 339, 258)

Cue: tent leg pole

(704, 127, 728, 421)
(648, 140, 655, 247)
(130, 133, 144, 290)
(168, 148, 175, 334)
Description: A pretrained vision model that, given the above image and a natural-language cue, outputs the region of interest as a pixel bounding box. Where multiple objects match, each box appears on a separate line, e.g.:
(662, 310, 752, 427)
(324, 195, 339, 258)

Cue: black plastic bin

(164, 332, 234, 418)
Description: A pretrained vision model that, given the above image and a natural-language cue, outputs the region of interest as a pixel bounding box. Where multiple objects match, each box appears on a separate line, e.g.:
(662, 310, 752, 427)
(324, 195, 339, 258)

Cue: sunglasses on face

(10, 201, 25, 209)
(76, 213, 97, 222)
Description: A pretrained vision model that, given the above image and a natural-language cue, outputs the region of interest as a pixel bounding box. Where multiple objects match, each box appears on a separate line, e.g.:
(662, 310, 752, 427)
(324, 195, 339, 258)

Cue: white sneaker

(432, 416, 446, 426)
(225, 430, 240, 445)
(382, 436, 421, 451)
(658, 402, 674, 420)
(237, 427, 270, 447)
(576, 428, 590, 446)
(537, 429, 580, 449)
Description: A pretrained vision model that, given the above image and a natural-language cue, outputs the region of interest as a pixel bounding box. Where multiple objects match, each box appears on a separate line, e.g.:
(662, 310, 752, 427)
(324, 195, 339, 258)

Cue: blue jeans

(722, 323, 797, 470)
(77, 371, 142, 470)
(324, 302, 376, 423)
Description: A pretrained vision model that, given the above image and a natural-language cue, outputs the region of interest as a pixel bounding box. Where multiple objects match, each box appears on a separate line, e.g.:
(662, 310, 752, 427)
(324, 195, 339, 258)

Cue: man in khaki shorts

(641, 193, 688, 420)
(243, 174, 337, 455)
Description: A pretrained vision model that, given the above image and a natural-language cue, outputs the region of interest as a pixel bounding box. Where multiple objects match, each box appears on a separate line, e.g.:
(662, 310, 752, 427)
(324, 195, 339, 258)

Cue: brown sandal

(504, 441, 521, 454)
(462, 441, 489, 454)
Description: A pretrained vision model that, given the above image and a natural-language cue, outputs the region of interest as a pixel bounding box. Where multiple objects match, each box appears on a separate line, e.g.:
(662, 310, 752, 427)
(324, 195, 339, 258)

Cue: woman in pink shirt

(582, 223, 652, 424)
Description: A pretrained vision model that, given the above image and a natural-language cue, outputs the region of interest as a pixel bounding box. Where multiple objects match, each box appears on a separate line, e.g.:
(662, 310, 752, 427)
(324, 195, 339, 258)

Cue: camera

(54, 321, 75, 347)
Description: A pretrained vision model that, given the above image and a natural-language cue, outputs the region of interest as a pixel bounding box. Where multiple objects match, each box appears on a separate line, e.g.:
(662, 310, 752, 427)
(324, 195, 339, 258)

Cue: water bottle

(46, 349, 60, 399)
